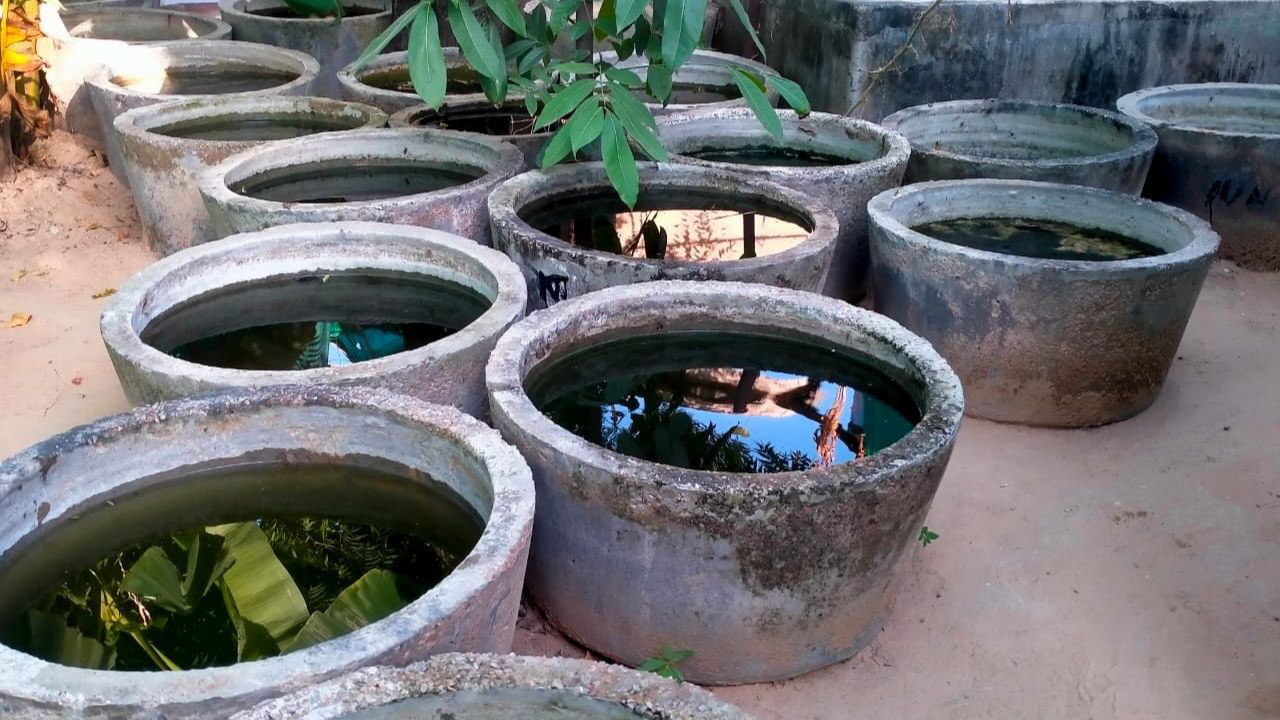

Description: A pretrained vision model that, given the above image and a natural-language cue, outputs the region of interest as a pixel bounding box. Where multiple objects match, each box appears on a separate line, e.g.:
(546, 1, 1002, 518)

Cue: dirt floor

(1, 132, 1278, 719)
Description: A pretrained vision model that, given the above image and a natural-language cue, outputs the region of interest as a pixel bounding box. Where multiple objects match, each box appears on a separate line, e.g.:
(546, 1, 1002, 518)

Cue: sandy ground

(1, 131, 1278, 719)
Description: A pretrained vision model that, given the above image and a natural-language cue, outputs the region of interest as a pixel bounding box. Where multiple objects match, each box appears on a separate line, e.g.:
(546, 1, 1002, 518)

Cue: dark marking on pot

(35, 501, 50, 525)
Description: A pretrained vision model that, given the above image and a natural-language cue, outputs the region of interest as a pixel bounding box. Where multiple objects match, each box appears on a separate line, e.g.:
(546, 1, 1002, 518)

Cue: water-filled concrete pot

(101, 221, 527, 417)
(615, 49, 779, 116)
(86, 40, 320, 184)
(390, 98, 549, 168)
(1117, 83, 1280, 271)
(881, 99, 1157, 194)
(115, 96, 386, 255)
(487, 162, 838, 311)
(337, 48, 480, 112)
(219, 0, 392, 98)
(41, 7, 231, 147)
(658, 108, 910, 300)
(233, 654, 754, 719)
(486, 280, 964, 684)
(0, 384, 535, 718)
(868, 179, 1219, 427)
(198, 127, 523, 244)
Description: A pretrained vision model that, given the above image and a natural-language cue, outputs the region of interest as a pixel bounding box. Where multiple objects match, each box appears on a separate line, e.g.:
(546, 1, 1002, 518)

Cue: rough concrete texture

(390, 99, 551, 169)
(100, 221, 527, 416)
(199, 127, 523, 244)
(219, 0, 393, 97)
(0, 384, 535, 718)
(233, 653, 753, 719)
(1117, 82, 1280, 271)
(40, 7, 231, 148)
(750, 0, 1280, 121)
(487, 162, 839, 311)
(486, 280, 964, 684)
(115, 95, 386, 255)
(617, 49, 779, 116)
(869, 178, 1218, 427)
(86, 40, 320, 185)
(337, 48, 480, 113)
(881, 98, 1157, 194)
(657, 108, 910, 300)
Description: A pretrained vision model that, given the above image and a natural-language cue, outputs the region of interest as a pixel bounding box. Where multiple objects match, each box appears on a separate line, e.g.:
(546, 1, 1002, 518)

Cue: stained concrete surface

(3, 132, 1278, 719)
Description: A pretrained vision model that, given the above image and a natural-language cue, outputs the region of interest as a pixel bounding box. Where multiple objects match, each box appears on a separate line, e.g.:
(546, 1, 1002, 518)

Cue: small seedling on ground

(637, 645, 694, 683)
(919, 526, 939, 547)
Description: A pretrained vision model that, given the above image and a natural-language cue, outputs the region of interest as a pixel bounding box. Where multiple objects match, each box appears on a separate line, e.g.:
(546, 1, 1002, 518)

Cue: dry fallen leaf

(6, 312, 32, 328)
(71, 376, 83, 386)
(86, 222, 102, 231)
(10, 268, 27, 283)
(91, 287, 117, 299)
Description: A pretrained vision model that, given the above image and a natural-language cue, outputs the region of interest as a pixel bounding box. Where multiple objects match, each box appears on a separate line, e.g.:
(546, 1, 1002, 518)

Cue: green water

(529, 332, 920, 473)
(362, 66, 484, 95)
(152, 114, 363, 141)
(114, 69, 299, 95)
(231, 160, 481, 203)
(685, 146, 856, 167)
(912, 217, 1165, 261)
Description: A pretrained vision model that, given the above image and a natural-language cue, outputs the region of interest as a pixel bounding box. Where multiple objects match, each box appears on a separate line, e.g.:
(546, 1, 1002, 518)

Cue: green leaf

(218, 581, 278, 662)
(526, 1, 551, 41)
(768, 74, 810, 116)
(208, 522, 309, 646)
(553, 61, 597, 75)
(595, 0, 617, 36)
(477, 22, 509, 103)
(279, 570, 411, 654)
(407, 4, 448, 108)
(351, 1, 424, 71)
(25, 609, 116, 670)
(484, 0, 526, 34)
(632, 15, 651, 58)
(660, 0, 707, 69)
(612, 37, 635, 62)
(605, 66, 644, 87)
(517, 45, 548, 74)
(610, 85, 667, 160)
(731, 68, 782, 141)
(535, 77, 595, 129)
(448, 1, 504, 80)
(180, 531, 234, 605)
(538, 122, 575, 168)
(919, 526, 940, 547)
(636, 657, 665, 672)
(601, 112, 639, 207)
(121, 547, 190, 614)
(548, 0, 576, 33)
(646, 64, 673, 104)
(724, 0, 765, 59)
(567, 99, 605, 152)
(614, 0, 646, 30)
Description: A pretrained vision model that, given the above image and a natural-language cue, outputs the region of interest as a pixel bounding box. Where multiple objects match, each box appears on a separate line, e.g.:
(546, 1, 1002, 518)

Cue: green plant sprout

(918, 525, 939, 547)
(637, 644, 695, 682)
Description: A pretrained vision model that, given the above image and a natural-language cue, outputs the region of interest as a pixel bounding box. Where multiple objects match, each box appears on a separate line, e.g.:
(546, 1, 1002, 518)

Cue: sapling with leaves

(350, 0, 812, 205)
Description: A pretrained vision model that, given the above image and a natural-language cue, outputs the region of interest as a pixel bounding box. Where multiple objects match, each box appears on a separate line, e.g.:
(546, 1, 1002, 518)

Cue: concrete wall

(739, 0, 1279, 119)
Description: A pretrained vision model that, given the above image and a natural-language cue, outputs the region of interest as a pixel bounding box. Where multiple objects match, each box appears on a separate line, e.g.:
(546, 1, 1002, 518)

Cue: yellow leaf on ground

(91, 288, 117, 299)
(6, 313, 33, 328)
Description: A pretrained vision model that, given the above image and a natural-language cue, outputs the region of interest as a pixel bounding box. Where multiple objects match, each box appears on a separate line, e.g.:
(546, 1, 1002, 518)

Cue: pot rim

(54, 7, 232, 42)
(85, 39, 320, 101)
(198, 127, 524, 214)
(100, 221, 527, 387)
(1115, 82, 1280, 140)
(0, 384, 534, 709)
(387, 98, 546, 141)
(218, 0, 392, 25)
(657, 108, 912, 180)
(881, 98, 1158, 170)
(613, 48, 775, 114)
(866, 178, 1220, 273)
(486, 161, 840, 276)
(485, 279, 964, 496)
(336, 49, 487, 109)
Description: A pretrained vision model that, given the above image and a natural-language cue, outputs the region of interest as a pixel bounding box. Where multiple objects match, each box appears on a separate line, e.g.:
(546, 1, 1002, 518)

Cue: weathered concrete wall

(746, 0, 1280, 120)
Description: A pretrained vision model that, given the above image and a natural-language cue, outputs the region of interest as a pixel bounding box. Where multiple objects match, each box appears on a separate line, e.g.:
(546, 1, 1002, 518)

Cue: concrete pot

(101, 221, 527, 416)
(1116, 83, 1280, 271)
(486, 280, 964, 684)
(40, 7, 231, 147)
(658, 108, 910, 300)
(337, 48, 481, 113)
(487, 162, 839, 310)
(615, 49, 779, 116)
(0, 384, 535, 718)
(86, 40, 320, 184)
(390, 98, 549, 168)
(115, 96, 387, 256)
(219, 0, 393, 98)
(198, 127, 524, 244)
(868, 178, 1219, 427)
(880, 99, 1157, 194)
(233, 654, 754, 719)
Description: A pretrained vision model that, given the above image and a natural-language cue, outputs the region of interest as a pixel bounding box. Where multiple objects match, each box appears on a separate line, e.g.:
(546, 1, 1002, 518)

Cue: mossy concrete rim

(486, 279, 963, 498)
(231, 653, 754, 719)
(1116, 82, 1280, 139)
(0, 384, 535, 717)
(86, 39, 320, 102)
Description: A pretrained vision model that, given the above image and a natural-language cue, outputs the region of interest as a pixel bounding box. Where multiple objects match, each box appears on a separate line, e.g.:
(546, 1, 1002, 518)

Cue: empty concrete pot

(41, 7, 231, 147)
(233, 654, 754, 719)
(115, 95, 386, 255)
(486, 280, 964, 684)
(219, 0, 393, 97)
(1117, 83, 1280, 271)
(86, 40, 320, 184)
(881, 99, 1157, 194)
(868, 178, 1218, 427)
(337, 48, 482, 112)
(615, 49, 778, 116)
(101, 221, 527, 416)
(0, 384, 534, 718)
(658, 108, 910, 300)
(487, 162, 838, 310)
(390, 98, 549, 167)
(199, 127, 523, 244)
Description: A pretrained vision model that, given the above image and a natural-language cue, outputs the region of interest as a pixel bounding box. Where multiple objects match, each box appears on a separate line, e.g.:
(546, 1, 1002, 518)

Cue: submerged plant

(351, 0, 810, 205)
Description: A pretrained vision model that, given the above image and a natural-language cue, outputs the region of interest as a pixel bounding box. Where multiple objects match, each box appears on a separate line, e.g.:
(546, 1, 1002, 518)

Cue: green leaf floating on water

(280, 569, 411, 654)
(208, 522, 310, 654)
